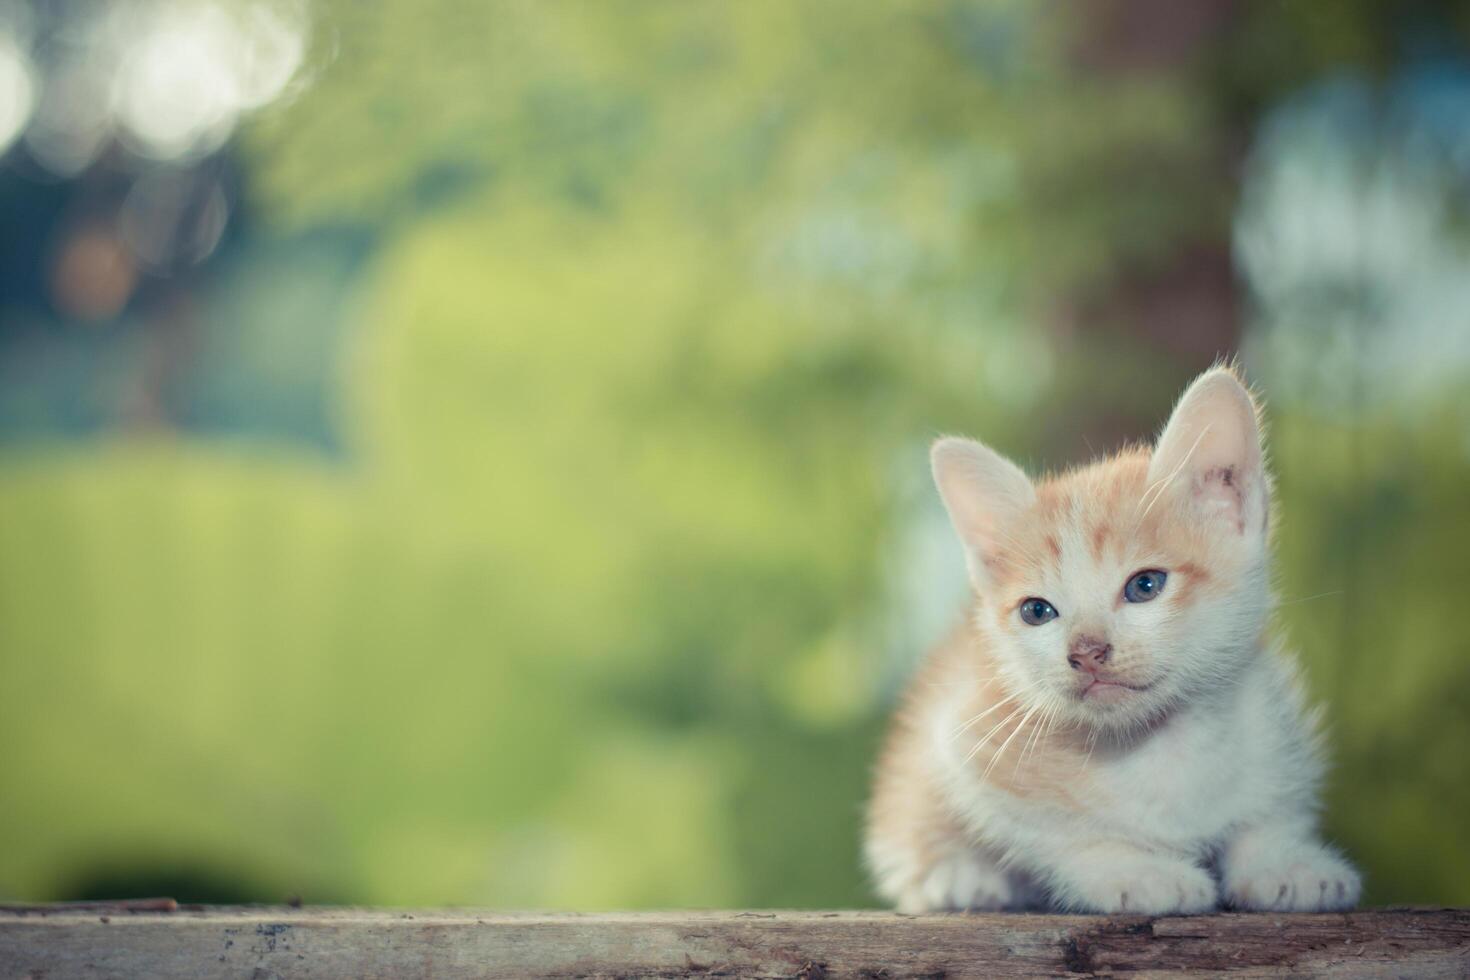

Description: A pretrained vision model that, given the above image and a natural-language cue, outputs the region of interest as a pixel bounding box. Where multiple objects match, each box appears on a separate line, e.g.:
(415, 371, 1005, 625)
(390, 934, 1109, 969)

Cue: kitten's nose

(1068, 635, 1112, 672)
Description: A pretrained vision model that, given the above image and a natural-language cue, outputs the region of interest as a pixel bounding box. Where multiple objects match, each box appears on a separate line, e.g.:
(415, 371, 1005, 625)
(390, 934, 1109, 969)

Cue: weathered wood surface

(1, 906, 1467, 979)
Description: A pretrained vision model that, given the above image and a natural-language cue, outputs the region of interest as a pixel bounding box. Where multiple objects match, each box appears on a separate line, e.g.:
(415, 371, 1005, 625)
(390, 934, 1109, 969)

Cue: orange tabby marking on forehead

(1034, 483, 1070, 519)
(982, 450, 1148, 590)
(978, 446, 1250, 607)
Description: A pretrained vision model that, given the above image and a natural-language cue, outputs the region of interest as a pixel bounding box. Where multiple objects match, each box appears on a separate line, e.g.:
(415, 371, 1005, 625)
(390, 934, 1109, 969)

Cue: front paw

(898, 849, 1014, 913)
(1224, 845, 1361, 911)
(1063, 857, 1218, 915)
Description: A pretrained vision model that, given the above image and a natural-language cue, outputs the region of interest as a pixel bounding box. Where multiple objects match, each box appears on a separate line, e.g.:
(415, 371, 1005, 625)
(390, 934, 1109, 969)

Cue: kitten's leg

(1219, 823, 1361, 911)
(1037, 840, 1218, 914)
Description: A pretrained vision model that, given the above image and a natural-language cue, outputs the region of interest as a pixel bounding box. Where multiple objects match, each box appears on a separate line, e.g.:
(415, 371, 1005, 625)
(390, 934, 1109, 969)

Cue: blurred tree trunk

(1044, 0, 1245, 459)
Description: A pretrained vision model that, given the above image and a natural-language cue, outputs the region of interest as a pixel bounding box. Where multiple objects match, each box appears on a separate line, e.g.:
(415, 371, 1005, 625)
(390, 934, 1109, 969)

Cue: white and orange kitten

(866, 367, 1360, 914)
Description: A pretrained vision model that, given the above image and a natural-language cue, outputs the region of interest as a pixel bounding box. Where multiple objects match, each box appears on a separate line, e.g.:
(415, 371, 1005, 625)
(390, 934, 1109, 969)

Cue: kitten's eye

(1123, 569, 1168, 603)
(1018, 598, 1058, 626)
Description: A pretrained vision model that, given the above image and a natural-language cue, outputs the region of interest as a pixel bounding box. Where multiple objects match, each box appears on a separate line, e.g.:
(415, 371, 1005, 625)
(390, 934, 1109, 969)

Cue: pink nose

(1068, 635, 1112, 672)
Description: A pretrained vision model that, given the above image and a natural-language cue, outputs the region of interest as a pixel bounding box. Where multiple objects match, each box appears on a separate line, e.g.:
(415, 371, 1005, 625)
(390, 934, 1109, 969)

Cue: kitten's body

(866, 369, 1360, 914)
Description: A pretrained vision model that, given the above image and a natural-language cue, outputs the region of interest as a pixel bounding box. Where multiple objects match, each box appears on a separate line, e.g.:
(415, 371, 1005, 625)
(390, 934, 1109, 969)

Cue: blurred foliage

(1270, 407, 1470, 903)
(249, 0, 1227, 300)
(1, 0, 1468, 908)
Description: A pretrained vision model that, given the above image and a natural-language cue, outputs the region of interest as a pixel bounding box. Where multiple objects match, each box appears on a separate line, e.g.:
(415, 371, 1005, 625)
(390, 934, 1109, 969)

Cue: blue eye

(1123, 569, 1168, 603)
(1019, 598, 1058, 625)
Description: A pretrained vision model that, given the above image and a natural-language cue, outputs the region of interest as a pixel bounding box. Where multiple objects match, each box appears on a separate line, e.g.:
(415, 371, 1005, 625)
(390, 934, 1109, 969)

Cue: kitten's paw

(1224, 846, 1361, 912)
(897, 849, 1013, 912)
(1063, 858, 1217, 915)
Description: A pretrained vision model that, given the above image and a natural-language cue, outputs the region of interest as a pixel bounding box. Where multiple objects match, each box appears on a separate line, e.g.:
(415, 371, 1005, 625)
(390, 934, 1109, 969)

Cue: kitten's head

(933, 367, 1272, 732)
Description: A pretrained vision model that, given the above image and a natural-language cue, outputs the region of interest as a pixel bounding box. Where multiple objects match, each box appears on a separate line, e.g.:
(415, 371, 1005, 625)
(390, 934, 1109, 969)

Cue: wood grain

(2, 906, 1466, 978)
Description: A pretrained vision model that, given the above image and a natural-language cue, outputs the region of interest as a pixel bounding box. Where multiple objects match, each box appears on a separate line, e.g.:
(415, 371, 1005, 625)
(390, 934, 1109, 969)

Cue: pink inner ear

(1196, 464, 1248, 534)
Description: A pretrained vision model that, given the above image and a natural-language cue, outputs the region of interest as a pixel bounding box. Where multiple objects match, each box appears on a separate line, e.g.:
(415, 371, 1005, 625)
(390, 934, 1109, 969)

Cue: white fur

(928, 636, 1359, 912)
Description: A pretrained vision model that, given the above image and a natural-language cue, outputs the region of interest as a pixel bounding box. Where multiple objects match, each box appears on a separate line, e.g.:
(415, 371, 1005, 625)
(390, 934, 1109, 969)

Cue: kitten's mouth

(1079, 678, 1152, 702)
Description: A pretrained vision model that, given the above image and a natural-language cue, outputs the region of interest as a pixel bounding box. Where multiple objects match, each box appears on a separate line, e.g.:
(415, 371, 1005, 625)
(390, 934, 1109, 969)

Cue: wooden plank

(1, 906, 1466, 979)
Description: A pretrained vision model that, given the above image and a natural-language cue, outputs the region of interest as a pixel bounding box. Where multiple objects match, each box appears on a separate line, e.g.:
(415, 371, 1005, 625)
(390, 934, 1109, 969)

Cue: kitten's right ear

(931, 437, 1034, 587)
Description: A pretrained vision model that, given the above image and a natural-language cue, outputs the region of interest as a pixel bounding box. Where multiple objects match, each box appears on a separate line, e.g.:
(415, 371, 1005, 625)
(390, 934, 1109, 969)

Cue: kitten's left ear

(1148, 367, 1269, 539)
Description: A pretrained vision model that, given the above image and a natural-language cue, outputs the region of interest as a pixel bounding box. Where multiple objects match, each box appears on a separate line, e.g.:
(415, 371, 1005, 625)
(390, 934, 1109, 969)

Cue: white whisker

(949, 698, 1019, 743)
(961, 702, 1028, 768)
(1080, 726, 1100, 772)
(1015, 698, 1055, 776)
(984, 701, 1041, 780)
(1276, 590, 1344, 608)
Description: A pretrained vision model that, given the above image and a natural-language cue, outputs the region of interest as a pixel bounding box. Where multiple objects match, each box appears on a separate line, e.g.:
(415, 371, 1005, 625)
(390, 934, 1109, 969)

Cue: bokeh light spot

(0, 32, 37, 156)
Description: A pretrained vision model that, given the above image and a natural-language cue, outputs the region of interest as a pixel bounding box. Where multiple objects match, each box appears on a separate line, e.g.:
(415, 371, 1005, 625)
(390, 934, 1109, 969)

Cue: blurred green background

(1, 1, 1468, 908)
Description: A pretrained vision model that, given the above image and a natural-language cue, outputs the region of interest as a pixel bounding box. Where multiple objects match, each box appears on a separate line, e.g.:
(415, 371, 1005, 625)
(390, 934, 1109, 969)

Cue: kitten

(865, 366, 1361, 914)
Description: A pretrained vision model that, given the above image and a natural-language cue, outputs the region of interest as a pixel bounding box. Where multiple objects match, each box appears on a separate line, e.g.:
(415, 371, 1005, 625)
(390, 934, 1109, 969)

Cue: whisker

(1276, 590, 1344, 608)
(1015, 698, 1054, 776)
(1044, 701, 1066, 751)
(1079, 726, 1100, 772)
(1038, 700, 1063, 756)
(963, 702, 1028, 759)
(961, 702, 1028, 768)
(1026, 698, 1058, 761)
(948, 695, 1017, 742)
(984, 701, 1041, 780)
